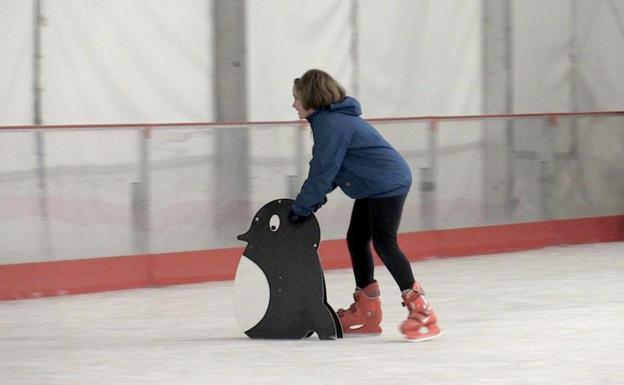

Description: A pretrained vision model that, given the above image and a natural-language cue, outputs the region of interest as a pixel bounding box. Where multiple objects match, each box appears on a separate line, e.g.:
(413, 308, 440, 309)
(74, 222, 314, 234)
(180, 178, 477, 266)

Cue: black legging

(346, 194, 415, 292)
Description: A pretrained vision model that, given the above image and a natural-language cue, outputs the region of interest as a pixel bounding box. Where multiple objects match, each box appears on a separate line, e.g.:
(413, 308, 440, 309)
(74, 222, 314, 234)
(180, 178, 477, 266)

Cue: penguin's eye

(269, 214, 280, 232)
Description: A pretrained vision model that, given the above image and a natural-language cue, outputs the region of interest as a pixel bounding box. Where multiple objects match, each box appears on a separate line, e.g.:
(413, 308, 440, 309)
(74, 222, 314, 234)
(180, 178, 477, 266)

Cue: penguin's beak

(237, 231, 250, 242)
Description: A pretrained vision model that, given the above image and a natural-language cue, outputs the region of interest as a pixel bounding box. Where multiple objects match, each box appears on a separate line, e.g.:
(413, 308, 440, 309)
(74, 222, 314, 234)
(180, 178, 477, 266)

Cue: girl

(289, 69, 441, 341)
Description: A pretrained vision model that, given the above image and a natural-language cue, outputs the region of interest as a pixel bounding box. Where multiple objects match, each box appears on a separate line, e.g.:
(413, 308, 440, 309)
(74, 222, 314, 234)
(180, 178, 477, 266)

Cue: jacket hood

(306, 96, 362, 123)
(328, 96, 362, 116)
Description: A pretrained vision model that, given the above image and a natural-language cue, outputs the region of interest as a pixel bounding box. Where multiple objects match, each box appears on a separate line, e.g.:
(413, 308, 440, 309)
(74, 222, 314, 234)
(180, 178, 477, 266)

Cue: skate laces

(402, 289, 432, 319)
(337, 293, 362, 316)
(400, 283, 441, 340)
(337, 288, 380, 316)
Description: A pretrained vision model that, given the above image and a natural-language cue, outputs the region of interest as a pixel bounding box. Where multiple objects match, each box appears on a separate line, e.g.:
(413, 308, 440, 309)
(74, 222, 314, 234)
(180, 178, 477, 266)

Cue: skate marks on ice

(0, 242, 622, 384)
(235, 199, 342, 340)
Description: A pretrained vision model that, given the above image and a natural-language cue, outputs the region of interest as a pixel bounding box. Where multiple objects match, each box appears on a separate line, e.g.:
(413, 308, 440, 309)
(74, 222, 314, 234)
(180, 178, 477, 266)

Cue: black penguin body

(236, 199, 342, 340)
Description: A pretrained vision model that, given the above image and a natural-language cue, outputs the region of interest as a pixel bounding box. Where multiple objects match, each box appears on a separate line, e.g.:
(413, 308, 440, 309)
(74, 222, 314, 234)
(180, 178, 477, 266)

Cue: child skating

(288, 69, 442, 341)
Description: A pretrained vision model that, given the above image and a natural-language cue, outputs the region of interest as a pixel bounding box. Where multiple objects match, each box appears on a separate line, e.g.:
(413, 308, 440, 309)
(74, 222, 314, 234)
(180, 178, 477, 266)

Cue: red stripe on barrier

(555, 215, 624, 244)
(436, 222, 558, 257)
(0, 255, 149, 300)
(149, 248, 243, 285)
(1, 215, 622, 301)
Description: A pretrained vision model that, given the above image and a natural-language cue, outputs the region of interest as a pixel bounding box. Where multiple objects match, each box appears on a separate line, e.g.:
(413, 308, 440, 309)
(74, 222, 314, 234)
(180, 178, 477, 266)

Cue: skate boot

(337, 281, 383, 335)
(400, 282, 442, 341)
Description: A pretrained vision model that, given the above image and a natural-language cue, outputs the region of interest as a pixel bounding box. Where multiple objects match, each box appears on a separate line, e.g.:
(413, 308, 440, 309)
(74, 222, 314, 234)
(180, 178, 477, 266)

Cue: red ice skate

(399, 282, 442, 342)
(337, 281, 383, 335)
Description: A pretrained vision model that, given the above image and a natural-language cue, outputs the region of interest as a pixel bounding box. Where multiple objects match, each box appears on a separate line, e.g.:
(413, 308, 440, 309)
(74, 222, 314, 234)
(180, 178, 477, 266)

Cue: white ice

(1, 242, 623, 385)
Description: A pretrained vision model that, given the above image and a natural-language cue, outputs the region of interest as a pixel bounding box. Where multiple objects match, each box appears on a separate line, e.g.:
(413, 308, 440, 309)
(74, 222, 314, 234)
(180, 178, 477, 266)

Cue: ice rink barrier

(1, 111, 623, 299)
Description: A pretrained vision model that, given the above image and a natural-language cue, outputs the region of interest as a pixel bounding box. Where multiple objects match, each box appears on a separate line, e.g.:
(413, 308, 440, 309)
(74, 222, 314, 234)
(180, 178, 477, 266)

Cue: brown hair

(293, 69, 346, 110)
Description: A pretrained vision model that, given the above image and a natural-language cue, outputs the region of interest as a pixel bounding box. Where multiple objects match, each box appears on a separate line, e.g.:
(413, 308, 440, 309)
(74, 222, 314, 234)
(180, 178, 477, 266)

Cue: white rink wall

(1, 115, 623, 265)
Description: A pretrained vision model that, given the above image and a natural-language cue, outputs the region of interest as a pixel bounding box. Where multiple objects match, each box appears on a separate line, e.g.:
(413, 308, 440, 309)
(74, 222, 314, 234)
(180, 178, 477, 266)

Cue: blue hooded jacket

(292, 96, 412, 216)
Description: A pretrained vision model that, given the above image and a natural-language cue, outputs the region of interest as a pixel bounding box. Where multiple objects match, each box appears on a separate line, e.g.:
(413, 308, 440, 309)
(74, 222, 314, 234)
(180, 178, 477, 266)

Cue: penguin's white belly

(234, 255, 271, 333)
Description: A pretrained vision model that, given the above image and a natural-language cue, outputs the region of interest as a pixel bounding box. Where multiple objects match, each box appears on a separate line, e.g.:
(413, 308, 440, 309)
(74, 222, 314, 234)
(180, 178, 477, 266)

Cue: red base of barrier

(1, 215, 623, 301)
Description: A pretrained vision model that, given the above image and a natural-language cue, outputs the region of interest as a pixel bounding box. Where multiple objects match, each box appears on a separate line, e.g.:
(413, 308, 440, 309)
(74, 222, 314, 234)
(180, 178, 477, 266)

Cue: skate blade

(404, 330, 443, 342)
(342, 324, 382, 336)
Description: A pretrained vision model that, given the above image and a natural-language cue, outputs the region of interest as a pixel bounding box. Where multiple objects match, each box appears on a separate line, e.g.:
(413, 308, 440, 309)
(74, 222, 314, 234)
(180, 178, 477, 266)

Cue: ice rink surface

(1, 242, 623, 385)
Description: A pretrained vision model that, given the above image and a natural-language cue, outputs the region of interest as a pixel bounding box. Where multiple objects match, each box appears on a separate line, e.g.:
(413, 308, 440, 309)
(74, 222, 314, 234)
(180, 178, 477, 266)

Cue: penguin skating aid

(235, 199, 342, 340)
